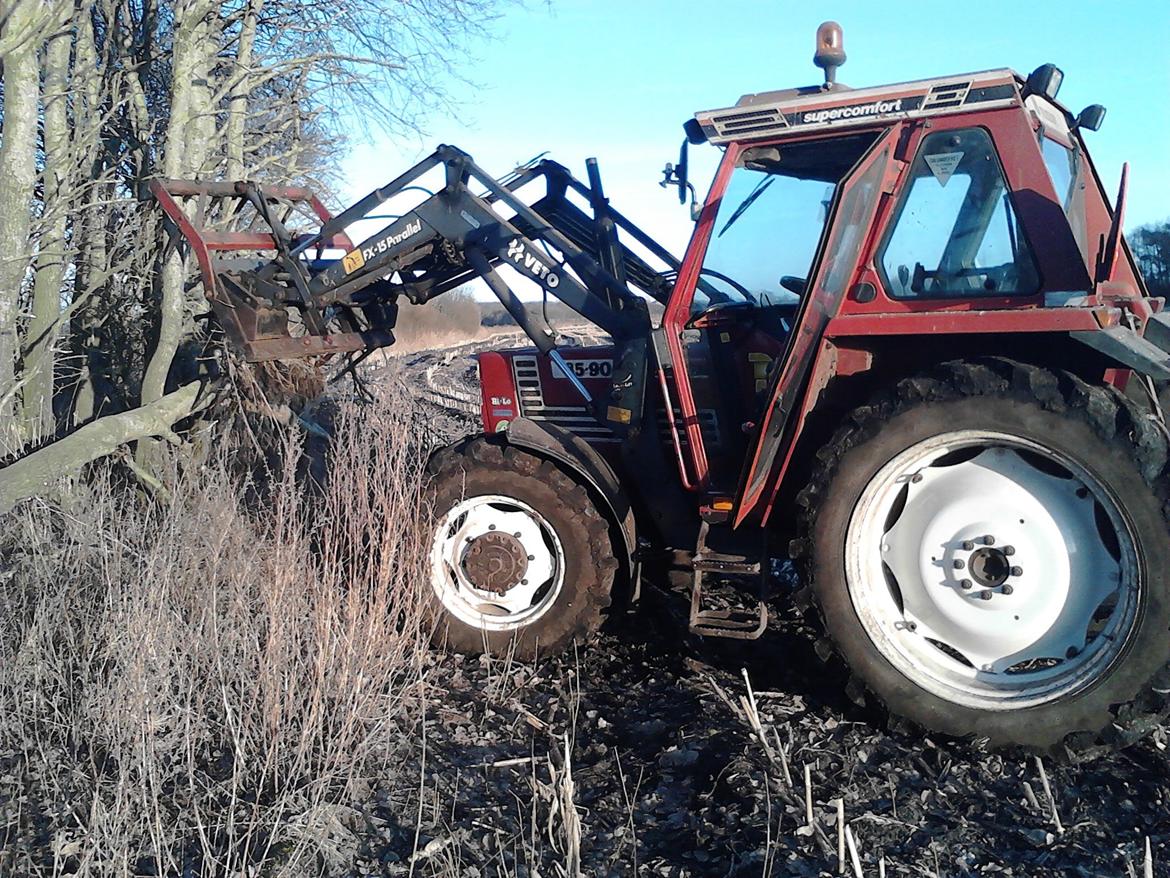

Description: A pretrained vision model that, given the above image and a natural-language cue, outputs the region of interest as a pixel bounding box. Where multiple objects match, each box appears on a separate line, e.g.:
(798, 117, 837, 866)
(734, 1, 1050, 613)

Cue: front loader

(153, 23, 1170, 752)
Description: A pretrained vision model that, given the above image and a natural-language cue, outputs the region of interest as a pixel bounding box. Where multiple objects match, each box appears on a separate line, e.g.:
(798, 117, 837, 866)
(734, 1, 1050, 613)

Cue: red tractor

(154, 24, 1170, 750)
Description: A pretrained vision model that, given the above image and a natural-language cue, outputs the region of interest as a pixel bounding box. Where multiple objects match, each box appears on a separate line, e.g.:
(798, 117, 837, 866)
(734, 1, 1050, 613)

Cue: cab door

(733, 127, 899, 526)
(660, 129, 888, 495)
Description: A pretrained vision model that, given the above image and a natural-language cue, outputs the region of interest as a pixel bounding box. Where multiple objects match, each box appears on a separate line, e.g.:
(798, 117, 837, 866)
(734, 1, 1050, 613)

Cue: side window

(1041, 136, 1077, 211)
(1040, 134, 1088, 262)
(879, 128, 1040, 298)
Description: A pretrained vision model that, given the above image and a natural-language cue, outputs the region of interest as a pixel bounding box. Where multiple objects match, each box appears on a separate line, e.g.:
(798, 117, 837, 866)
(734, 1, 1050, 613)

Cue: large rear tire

(799, 359, 1170, 751)
(426, 438, 617, 659)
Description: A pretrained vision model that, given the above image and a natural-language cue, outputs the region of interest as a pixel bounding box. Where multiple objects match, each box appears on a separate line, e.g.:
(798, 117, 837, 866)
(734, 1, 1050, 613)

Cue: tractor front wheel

(801, 360, 1170, 751)
(426, 438, 616, 659)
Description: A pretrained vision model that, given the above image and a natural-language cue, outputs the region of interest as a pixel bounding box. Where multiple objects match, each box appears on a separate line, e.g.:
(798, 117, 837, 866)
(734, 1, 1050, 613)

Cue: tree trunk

(23, 15, 74, 441)
(68, 9, 107, 425)
(0, 381, 205, 515)
(0, 1, 43, 444)
(140, 0, 215, 409)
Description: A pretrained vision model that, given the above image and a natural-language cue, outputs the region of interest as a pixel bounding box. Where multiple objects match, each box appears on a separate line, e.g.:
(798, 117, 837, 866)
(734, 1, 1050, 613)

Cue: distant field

(392, 289, 658, 355)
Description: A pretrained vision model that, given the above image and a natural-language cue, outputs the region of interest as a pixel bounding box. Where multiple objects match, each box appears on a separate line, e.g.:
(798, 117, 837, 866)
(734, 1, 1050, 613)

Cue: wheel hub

(968, 546, 1011, 588)
(462, 531, 529, 594)
(431, 494, 564, 631)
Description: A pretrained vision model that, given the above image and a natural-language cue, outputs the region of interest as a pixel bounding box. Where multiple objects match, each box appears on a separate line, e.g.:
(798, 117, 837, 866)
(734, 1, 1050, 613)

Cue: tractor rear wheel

(800, 359, 1170, 751)
(426, 438, 616, 659)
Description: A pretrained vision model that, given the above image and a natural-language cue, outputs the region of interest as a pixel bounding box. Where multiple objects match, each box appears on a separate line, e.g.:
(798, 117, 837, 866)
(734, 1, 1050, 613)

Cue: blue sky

(342, 0, 1169, 262)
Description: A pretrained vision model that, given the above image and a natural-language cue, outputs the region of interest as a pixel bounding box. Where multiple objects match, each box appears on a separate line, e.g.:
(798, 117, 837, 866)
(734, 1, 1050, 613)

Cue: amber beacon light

(814, 21, 846, 87)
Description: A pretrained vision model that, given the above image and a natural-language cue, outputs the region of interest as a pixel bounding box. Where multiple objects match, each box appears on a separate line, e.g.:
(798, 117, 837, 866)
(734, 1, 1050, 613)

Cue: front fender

(429, 420, 637, 572)
(500, 419, 636, 568)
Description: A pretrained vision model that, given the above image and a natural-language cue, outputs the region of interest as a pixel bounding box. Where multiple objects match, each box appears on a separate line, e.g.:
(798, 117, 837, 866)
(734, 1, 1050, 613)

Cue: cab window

(879, 128, 1040, 298)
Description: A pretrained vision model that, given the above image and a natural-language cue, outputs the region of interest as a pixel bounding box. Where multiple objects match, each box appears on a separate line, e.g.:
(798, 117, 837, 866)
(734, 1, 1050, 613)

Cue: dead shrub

(0, 401, 433, 876)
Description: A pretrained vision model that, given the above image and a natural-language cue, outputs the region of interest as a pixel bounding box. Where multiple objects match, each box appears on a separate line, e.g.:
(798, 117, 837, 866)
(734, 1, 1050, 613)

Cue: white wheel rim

(847, 430, 1140, 709)
(430, 494, 565, 631)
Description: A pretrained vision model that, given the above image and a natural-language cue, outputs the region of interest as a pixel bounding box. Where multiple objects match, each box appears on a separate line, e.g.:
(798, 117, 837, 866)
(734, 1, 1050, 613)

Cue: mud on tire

(797, 358, 1170, 752)
(426, 437, 617, 660)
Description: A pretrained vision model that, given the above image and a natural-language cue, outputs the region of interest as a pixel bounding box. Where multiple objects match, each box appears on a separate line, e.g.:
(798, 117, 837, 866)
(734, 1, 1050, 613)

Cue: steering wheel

(696, 267, 754, 300)
(686, 299, 757, 329)
(685, 268, 759, 329)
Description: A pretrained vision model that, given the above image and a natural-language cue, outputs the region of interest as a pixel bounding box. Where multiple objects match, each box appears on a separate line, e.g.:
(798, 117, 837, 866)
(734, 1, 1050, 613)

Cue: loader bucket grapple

(148, 178, 369, 361)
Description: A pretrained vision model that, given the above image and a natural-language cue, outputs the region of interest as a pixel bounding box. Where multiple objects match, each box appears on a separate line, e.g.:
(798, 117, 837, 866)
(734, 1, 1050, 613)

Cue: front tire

(800, 360, 1170, 751)
(426, 438, 617, 659)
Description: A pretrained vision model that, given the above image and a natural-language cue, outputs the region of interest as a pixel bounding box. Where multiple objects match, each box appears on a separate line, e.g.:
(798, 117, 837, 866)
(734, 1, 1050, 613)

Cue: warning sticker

(924, 151, 964, 187)
(607, 405, 632, 425)
(341, 249, 366, 274)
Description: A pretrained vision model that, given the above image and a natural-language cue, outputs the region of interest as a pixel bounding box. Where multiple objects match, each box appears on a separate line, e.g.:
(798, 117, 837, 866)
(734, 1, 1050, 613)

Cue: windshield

(693, 133, 878, 313)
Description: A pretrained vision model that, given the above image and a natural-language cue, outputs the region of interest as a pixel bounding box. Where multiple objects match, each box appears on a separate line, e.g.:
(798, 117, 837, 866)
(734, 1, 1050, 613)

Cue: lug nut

(1001, 584, 1014, 595)
(982, 535, 995, 546)
(1003, 545, 1015, 556)
(962, 540, 975, 551)
(960, 579, 972, 589)
(953, 559, 965, 570)
(1066, 646, 1079, 659)
(1010, 566, 1023, 577)
(980, 590, 994, 601)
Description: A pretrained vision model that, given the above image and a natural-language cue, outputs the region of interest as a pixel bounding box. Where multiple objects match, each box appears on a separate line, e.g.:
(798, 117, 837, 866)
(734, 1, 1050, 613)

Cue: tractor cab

(650, 22, 1151, 527)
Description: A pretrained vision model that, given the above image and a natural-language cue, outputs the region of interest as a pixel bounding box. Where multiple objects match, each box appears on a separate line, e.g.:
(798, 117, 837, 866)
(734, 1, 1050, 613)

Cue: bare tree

(1132, 219, 1170, 296)
(0, 0, 511, 501)
(22, 7, 75, 441)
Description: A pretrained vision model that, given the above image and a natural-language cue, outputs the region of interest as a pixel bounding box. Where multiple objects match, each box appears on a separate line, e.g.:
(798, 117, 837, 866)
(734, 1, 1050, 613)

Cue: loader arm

(150, 145, 674, 434)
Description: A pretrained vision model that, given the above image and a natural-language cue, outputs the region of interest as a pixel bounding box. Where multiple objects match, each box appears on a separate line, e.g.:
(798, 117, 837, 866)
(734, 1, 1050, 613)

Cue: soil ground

(359, 333, 1170, 878)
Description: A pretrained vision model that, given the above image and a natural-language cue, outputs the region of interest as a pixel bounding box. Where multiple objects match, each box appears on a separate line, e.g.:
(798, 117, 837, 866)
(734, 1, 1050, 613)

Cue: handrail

(655, 363, 698, 491)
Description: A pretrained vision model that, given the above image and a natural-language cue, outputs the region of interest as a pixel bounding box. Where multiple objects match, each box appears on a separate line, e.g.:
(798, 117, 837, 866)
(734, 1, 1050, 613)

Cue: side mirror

(675, 140, 689, 205)
(660, 138, 702, 221)
(780, 276, 807, 295)
(1075, 104, 1106, 132)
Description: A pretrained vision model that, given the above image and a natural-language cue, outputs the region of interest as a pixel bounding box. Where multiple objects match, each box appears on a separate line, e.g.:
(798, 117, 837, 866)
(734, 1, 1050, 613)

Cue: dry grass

(0, 401, 434, 876)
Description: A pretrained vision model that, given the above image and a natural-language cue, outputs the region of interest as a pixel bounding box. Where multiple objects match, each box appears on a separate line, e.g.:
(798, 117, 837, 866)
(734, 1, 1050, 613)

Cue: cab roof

(694, 68, 1028, 145)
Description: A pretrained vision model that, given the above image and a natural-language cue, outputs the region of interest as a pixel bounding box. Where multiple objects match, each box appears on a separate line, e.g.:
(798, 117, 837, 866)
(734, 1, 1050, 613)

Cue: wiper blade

(718, 176, 774, 238)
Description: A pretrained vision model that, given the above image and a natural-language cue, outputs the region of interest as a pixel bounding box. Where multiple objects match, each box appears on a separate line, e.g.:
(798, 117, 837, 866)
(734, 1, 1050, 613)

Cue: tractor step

(687, 522, 768, 641)
(693, 552, 760, 575)
(689, 583, 768, 639)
